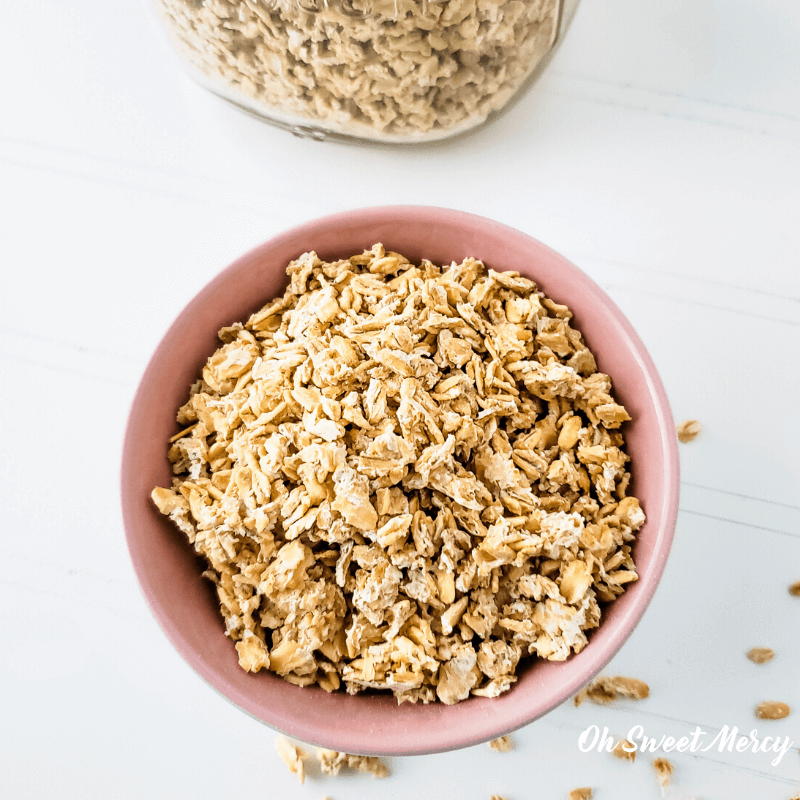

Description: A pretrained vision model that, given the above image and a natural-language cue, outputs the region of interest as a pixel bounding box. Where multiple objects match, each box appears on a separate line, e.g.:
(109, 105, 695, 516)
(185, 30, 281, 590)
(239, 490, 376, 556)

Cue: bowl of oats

(121, 206, 679, 755)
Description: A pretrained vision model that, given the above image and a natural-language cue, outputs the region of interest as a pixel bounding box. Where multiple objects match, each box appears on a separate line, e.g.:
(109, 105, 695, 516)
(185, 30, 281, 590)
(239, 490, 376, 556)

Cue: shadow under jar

(150, 0, 580, 143)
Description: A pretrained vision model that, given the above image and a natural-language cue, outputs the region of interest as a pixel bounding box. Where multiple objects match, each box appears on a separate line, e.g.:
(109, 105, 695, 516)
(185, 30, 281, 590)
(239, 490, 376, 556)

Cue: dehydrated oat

(652, 757, 673, 790)
(488, 735, 513, 752)
(568, 789, 592, 800)
(676, 419, 702, 443)
(746, 647, 775, 664)
(612, 739, 636, 762)
(152, 0, 561, 142)
(574, 676, 650, 707)
(756, 701, 791, 720)
(789, 581, 800, 597)
(152, 245, 645, 705)
(276, 736, 306, 783)
(317, 749, 388, 778)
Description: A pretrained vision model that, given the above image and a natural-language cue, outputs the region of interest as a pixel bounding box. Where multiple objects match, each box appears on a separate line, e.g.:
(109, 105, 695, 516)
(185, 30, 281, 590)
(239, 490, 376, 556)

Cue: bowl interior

(121, 206, 679, 755)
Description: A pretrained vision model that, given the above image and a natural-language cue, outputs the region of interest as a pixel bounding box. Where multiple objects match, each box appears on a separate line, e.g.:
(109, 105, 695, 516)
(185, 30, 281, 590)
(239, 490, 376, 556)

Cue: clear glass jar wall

(152, 0, 579, 143)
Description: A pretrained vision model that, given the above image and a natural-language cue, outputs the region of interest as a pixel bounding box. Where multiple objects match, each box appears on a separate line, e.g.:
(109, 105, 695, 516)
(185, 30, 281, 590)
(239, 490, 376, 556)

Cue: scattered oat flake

(316, 749, 387, 778)
(789, 581, 800, 597)
(574, 676, 650, 706)
(756, 701, 791, 720)
(490, 795, 509, 800)
(652, 757, 673, 790)
(568, 789, 593, 800)
(275, 737, 306, 784)
(676, 419, 702, 442)
(612, 739, 636, 762)
(747, 647, 775, 664)
(488, 735, 514, 752)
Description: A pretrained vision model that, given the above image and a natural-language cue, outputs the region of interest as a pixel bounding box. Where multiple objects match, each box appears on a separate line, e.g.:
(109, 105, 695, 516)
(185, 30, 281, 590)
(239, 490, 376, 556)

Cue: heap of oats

(152, 245, 645, 705)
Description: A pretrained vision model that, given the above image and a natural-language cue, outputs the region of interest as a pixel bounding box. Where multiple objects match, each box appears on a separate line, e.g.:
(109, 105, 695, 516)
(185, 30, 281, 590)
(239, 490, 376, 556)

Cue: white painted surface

(1, 1, 799, 798)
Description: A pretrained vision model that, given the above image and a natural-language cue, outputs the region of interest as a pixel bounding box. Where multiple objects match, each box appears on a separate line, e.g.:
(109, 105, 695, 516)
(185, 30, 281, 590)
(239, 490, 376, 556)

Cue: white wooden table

(2, 1, 799, 798)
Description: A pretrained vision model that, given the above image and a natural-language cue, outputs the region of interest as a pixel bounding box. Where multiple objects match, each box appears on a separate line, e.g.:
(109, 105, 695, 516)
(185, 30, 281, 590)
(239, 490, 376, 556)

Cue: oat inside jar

(152, 245, 645, 705)
(149, 0, 579, 143)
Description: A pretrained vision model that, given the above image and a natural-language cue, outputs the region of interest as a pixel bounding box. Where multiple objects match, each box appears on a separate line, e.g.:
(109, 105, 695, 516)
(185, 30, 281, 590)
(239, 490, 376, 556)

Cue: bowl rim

(121, 205, 680, 755)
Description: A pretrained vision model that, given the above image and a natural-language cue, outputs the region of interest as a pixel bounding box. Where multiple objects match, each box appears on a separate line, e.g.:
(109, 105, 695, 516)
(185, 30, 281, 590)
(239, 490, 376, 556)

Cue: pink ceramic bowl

(121, 206, 679, 756)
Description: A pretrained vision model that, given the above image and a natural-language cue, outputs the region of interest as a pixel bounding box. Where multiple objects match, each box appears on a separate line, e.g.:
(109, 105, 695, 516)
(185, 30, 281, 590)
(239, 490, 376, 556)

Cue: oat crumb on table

(275, 736, 306, 784)
(574, 675, 650, 706)
(151, 245, 646, 705)
(756, 701, 791, 719)
(317, 749, 388, 778)
(746, 647, 775, 664)
(490, 795, 509, 800)
(789, 580, 800, 597)
(676, 419, 702, 442)
(488, 735, 514, 752)
(568, 788, 593, 800)
(612, 739, 636, 761)
(652, 757, 674, 790)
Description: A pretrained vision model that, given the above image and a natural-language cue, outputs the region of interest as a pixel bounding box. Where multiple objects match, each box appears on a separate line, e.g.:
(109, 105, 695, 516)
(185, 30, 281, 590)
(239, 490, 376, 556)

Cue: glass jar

(150, 0, 580, 143)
